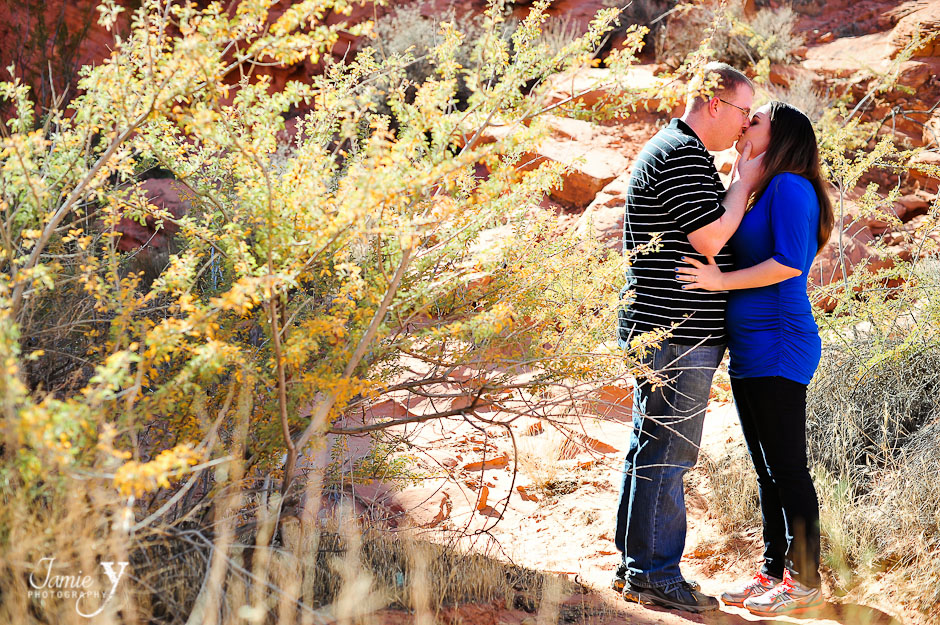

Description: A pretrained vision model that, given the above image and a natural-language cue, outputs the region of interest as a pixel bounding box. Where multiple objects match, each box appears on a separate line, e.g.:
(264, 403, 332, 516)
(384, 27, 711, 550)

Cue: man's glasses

(718, 97, 750, 118)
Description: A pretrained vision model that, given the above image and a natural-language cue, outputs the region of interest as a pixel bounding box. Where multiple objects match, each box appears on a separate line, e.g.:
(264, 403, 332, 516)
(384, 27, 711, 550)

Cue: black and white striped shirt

(620, 118, 733, 345)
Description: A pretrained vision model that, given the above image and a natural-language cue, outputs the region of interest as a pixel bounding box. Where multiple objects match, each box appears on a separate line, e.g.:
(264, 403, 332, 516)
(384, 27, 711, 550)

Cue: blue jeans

(615, 338, 725, 587)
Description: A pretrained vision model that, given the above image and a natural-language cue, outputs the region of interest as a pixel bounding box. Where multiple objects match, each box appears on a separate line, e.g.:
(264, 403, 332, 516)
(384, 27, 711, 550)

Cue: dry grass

(766, 73, 832, 123)
(370, 2, 507, 112)
(0, 477, 567, 625)
(654, 4, 803, 69)
(807, 337, 940, 620)
(807, 343, 940, 479)
(742, 7, 805, 65)
(517, 425, 569, 495)
(699, 443, 760, 535)
(536, 15, 580, 58)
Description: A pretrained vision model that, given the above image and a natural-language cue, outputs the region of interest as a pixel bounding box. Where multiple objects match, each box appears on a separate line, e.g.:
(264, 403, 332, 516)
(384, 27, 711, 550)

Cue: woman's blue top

(726, 172, 822, 385)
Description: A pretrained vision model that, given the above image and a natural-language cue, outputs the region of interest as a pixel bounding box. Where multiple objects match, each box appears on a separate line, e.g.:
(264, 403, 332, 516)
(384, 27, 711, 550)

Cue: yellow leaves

(235, 0, 277, 19)
(751, 57, 771, 85)
(86, 349, 140, 397)
(150, 248, 204, 297)
(0, 0, 662, 492)
(400, 233, 419, 250)
(96, 0, 125, 31)
(113, 444, 202, 497)
(430, 21, 464, 81)
(210, 275, 278, 314)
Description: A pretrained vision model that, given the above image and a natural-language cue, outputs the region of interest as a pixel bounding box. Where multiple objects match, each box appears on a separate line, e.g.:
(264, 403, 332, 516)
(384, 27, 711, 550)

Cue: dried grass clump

(700, 443, 760, 534)
(807, 342, 940, 478)
(807, 340, 940, 618)
(517, 425, 568, 494)
(127, 528, 212, 623)
(537, 15, 580, 57)
(314, 528, 551, 609)
(655, 5, 803, 70)
(743, 7, 805, 65)
(766, 73, 831, 123)
(122, 520, 560, 625)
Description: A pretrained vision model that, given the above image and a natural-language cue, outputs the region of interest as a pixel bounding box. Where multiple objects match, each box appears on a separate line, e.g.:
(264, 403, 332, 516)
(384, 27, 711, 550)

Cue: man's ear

(708, 97, 721, 118)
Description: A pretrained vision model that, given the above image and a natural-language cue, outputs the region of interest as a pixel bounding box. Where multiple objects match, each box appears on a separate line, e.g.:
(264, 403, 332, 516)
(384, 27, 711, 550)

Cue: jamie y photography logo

(28, 557, 129, 618)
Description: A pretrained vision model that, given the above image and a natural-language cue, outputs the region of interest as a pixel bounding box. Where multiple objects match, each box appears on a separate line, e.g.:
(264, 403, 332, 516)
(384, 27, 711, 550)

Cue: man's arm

(686, 143, 761, 257)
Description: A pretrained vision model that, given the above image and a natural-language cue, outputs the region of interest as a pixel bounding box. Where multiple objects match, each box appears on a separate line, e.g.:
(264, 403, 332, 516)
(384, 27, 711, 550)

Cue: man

(613, 62, 760, 612)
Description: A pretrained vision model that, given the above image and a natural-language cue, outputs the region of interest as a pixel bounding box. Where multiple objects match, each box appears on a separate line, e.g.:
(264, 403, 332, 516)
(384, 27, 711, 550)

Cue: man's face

(713, 84, 754, 151)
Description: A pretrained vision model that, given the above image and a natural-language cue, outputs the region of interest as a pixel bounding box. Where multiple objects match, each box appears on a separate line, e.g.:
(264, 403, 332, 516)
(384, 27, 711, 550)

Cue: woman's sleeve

(769, 174, 817, 271)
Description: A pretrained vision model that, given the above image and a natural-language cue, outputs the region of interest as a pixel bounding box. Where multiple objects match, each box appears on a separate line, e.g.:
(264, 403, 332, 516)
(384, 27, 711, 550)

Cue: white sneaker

(743, 569, 823, 616)
(720, 571, 781, 607)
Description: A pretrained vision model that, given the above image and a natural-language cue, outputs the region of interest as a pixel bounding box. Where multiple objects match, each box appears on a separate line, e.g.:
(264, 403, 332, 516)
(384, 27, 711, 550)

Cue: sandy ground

(316, 384, 908, 625)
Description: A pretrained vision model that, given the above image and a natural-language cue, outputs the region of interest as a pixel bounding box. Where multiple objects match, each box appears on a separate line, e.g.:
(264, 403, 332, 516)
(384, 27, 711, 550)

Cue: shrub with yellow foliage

(0, 1, 662, 621)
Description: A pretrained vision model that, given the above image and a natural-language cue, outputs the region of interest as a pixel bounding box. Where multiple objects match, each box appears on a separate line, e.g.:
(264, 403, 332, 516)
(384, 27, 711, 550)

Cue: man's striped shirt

(620, 118, 733, 345)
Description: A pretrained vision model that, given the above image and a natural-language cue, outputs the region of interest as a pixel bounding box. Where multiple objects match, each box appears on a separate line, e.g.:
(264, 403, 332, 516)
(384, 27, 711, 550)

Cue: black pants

(731, 376, 821, 588)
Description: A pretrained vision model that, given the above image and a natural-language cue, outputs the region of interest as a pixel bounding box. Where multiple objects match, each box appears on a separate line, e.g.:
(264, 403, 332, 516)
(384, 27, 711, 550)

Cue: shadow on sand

(701, 600, 901, 625)
(596, 594, 905, 625)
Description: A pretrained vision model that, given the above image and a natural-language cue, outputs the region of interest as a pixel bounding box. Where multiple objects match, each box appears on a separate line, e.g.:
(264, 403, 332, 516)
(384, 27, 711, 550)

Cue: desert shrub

(517, 426, 567, 494)
(737, 6, 805, 66)
(655, 4, 803, 71)
(126, 521, 559, 624)
(371, 2, 492, 107)
(0, 0, 648, 622)
(765, 73, 832, 122)
(807, 335, 940, 617)
(536, 14, 582, 57)
(805, 183, 940, 619)
(654, 4, 729, 68)
(807, 341, 940, 478)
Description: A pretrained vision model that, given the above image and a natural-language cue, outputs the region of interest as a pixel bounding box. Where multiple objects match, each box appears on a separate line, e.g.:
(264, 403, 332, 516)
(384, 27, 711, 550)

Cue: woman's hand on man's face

(732, 141, 764, 190)
(676, 256, 725, 291)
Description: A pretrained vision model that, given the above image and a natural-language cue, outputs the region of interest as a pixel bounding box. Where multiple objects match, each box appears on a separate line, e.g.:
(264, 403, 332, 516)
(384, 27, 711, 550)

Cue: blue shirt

(726, 173, 822, 384)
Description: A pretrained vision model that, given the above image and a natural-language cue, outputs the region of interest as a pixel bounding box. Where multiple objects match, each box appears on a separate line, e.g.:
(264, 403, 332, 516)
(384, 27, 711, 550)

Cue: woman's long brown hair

(750, 101, 834, 253)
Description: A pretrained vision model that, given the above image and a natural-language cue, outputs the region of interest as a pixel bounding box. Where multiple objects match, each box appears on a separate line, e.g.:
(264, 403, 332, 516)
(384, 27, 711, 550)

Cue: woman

(676, 101, 834, 617)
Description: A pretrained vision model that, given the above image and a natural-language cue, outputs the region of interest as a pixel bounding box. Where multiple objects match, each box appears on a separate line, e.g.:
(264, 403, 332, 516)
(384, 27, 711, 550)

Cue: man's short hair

(687, 62, 753, 113)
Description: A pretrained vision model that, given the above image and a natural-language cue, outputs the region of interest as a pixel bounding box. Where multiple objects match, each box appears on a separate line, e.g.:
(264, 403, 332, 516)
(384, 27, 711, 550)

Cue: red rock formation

(810, 226, 896, 312)
(0, 0, 127, 116)
(889, 3, 940, 57)
(572, 173, 629, 250)
(909, 151, 940, 195)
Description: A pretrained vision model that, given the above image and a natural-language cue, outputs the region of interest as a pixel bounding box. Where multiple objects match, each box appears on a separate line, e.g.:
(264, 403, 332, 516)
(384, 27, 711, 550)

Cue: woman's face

(736, 103, 772, 156)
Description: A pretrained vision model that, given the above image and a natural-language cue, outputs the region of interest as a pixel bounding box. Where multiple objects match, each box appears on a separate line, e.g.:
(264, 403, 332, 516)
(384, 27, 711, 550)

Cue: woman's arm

(676, 255, 801, 291)
(686, 145, 763, 258)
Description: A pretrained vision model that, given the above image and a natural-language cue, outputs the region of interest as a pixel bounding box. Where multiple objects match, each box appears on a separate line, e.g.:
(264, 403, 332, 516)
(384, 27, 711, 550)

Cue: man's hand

(676, 256, 725, 291)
